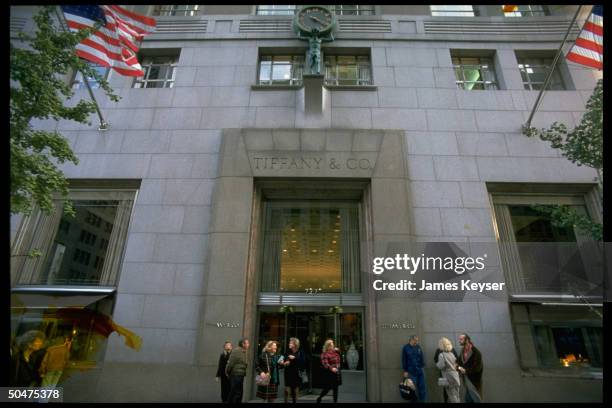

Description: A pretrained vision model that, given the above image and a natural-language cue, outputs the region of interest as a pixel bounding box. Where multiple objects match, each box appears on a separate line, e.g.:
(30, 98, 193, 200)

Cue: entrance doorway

(256, 309, 365, 400)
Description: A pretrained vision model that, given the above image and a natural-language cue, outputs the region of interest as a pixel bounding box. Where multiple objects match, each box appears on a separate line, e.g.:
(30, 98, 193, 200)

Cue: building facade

(10, 4, 603, 403)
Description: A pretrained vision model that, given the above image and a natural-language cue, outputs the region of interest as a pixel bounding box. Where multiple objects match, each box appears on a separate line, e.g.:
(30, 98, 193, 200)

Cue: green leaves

(10, 6, 119, 216)
(522, 79, 603, 241)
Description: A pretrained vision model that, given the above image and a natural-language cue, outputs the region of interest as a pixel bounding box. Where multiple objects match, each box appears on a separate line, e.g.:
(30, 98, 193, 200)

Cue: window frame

(71, 64, 110, 90)
(331, 5, 375, 16)
(257, 54, 305, 86)
(504, 5, 549, 17)
(133, 55, 178, 89)
(10, 188, 137, 288)
(323, 54, 373, 86)
(151, 5, 201, 17)
(255, 5, 297, 16)
(451, 55, 499, 90)
(516, 55, 566, 91)
(430, 5, 477, 17)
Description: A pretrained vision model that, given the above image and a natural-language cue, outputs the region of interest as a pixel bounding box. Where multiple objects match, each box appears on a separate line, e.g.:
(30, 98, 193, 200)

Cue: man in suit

(216, 340, 232, 402)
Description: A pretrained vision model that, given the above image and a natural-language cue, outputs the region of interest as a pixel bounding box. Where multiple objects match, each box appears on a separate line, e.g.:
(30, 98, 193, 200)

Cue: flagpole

(523, 5, 583, 129)
(54, 6, 109, 130)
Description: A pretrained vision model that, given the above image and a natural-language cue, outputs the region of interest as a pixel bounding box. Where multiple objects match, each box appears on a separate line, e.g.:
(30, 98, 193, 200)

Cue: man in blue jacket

(402, 335, 427, 402)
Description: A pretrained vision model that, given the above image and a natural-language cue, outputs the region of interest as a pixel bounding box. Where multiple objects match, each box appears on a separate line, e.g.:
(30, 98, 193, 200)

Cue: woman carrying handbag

(256, 341, 282, 403)
(317, 339, 342, 403)
(435, 337, 461, 403)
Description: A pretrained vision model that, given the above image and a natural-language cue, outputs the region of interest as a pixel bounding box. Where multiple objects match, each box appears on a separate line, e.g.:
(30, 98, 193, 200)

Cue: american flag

(60, 5, 156, 76)
(566, 5, 603, 70)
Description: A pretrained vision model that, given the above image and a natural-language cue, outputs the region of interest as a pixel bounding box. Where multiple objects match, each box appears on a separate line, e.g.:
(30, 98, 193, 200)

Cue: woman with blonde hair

(256, 340, 282, 402)
(316, 339, 342, 403)
(281, 337, 306, 403)
(435, 337, 461, 403)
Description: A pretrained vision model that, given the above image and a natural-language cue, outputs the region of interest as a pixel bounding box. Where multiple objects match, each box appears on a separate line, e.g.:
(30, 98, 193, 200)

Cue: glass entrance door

(256, 310, 365, 397)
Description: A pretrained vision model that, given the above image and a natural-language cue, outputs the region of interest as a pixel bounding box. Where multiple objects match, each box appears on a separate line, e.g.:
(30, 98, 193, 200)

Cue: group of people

(9, 330, 72, 400)
(216, 337, 343, 403)
(402, 333, 483, 403)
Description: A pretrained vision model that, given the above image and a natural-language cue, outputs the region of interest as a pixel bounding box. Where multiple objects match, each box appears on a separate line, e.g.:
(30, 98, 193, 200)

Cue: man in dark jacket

(10, 331, 46, 387)
(457, 333, 483, 402)
(226, 338, 250, 403)
(216, 341, 232, 402)
(401, 335, 427, 402)
(434, 345, 459, 402)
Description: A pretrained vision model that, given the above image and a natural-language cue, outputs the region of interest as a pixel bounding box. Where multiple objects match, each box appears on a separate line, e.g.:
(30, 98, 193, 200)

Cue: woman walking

(281, 337, 306, 403)
(317, 339, 342, 403)
(10, 330, 47, 387)
(435, 337, 461, 403)
(256, 340, 282, 403)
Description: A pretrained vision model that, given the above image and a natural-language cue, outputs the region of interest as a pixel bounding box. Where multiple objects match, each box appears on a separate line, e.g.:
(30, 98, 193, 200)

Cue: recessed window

(256, 5, 297, 15)
(152, 5, 200, 16)
(133, 55, 178, 89)
(324, 55, 372, 86)
(258, 55, 304, 86)
(11, 189, 137, 287)
(331, 5, 375, 15)
(504, 5, 548, 17)
(452, 55, 499, 90)
(510, 303, 602, 371)
(516, 55, 565, 90)
(430, 5, 476, 17)
(72, 64, 110, 90)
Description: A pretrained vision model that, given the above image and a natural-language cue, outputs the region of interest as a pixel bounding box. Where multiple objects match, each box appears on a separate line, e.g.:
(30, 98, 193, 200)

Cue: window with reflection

(260, 202, 360, 293)
(258, 55, 304, 85)
(430, 5, 476, 16)
(331, 5, 375, 15)
(452, 55, 499, 90)
(256, 5, 297, 15)
(72, 63, 110, 90)
(133, 55, 178, 89)
(11, 190, 136, 287)
(516, 54, 565, 90)
(324, 55, 372, 86)
(504, 5, 548, 17)
(152, 5, 200, 16)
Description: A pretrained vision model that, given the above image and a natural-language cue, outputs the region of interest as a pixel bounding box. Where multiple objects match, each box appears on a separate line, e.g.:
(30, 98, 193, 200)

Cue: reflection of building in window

(258, 55, 304, 85)
(324, 55, 372, 86)
(491, 192, 600, 295)
(133, 56, 178, 89)
(504, 5, 548, 17)
(452, 54, 499, 90)
(152, 5, 200, 16)
(11, 189, 137, 287)
(510, 303, 603, 371)
(72, 64, 110, 90)
(516, 55, 565, 90)
(256, 5, 296, 15)
(430, 5, 476, 17)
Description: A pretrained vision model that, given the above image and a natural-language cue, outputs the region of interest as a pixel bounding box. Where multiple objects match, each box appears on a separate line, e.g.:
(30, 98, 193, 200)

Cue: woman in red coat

(316, 339, 342, 403)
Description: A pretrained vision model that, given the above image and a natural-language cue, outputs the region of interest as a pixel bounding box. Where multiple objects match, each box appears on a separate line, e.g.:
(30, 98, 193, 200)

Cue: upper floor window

(516, 54, 565, 90)
(331, 5, 375, 15)
(324, 55, 372, 86)
(430, 5, 476, 17)
(452, 54, 499, 90)
(72, 64, 110, 90)
(256, 5, 297, 15)
(504, 5, 548, 17)
(152, 5, 201, 16)
(258, 55, 304, 86)
(133, 55, 178, 89)
(10, 188, 137, 287)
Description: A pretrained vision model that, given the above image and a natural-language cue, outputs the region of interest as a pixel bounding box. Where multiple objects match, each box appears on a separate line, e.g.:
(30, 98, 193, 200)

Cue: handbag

(299, 369, 308, 384)
(399, 378, 417, 401)
(255, 353, 271, 386)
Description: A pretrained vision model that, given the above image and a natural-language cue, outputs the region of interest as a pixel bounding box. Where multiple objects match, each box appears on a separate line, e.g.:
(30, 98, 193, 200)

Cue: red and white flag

(566, 5, 603, 70)
(60, 5, 156, 76)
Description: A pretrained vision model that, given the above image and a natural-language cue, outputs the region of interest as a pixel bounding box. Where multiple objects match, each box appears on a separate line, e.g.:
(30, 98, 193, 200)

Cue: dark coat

(282, 349, 306, 387)
(225, 346, 248, 377)
(458, 345, 483, 394)
(10, 349, 46, 387)
(256, 352, 281, 385)
(216, 351, 231, 378)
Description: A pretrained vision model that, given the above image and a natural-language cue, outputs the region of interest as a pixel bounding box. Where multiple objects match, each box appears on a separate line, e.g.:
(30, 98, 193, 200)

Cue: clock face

(295, 6, 334, 34)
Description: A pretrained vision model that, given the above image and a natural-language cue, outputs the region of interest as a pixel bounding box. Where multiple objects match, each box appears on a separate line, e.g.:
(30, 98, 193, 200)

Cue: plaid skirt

(256, 383, 278, 399)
